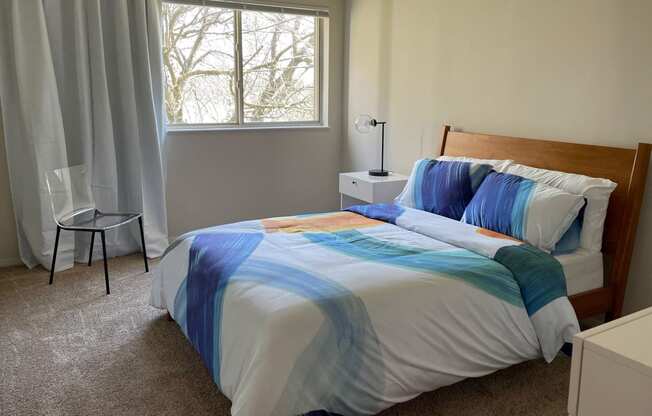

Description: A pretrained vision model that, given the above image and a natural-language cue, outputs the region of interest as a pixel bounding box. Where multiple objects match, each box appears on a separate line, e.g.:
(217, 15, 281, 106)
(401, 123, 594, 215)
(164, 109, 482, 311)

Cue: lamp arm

(357, 116, 389, 176)
(380, 122, 385, 172)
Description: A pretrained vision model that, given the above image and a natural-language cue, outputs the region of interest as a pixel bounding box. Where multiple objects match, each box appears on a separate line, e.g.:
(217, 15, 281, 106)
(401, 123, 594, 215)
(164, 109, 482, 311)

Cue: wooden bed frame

(439, 125, 651, 320)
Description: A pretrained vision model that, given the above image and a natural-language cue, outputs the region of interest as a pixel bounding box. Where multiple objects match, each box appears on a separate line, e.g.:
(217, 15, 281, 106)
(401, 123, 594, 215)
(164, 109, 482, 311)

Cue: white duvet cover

(150, 204, 579, 416)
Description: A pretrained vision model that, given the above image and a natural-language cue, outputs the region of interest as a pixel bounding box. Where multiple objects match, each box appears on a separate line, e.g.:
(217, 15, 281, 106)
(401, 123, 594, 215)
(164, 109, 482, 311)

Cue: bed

(150, 127, 650, 416)
(438, 126, 651, 320)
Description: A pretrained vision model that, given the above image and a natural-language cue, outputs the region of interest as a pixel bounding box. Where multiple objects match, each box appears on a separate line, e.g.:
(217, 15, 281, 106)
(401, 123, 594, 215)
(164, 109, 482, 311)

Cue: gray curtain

(0, 0, 168, 270)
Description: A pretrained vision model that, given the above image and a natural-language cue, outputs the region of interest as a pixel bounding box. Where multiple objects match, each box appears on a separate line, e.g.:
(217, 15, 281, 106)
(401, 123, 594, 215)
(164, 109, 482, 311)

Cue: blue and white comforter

(150, 204, 579, 416)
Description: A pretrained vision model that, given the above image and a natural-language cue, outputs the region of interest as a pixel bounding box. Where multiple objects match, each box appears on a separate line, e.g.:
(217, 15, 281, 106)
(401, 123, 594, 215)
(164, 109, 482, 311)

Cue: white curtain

(0, 0, 168, 271)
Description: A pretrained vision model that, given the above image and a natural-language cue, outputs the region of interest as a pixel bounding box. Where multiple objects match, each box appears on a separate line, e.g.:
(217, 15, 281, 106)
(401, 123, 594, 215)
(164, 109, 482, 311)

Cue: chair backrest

(45, 164, 96, 225)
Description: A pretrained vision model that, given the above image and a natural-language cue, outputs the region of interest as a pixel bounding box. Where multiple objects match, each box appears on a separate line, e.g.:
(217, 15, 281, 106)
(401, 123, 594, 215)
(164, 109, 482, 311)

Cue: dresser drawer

(568, 307, 652, 416)
(574, 348, 652, 416)
(339, 174, 373, 202)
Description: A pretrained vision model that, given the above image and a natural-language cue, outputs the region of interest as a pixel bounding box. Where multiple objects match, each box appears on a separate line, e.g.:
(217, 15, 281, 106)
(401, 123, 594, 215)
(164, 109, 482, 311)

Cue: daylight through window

(162, 2, 323, 127)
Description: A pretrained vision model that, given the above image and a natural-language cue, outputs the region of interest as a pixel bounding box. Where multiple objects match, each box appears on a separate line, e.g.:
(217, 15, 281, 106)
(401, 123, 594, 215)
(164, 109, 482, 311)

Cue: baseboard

(0, 257, 22, 268)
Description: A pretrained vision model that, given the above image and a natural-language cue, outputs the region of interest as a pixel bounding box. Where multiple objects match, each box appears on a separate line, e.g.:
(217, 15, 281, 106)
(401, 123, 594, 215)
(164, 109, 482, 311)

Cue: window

(161, 2, 324, 128)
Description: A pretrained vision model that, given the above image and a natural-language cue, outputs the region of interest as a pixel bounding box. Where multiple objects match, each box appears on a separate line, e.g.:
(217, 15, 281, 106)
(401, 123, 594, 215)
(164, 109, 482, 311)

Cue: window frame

(162, 1, 325, 131)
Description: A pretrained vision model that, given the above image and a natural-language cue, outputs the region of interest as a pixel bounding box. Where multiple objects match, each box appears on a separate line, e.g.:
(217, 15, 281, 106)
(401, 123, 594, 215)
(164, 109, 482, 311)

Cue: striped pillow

(504, 163, 616, 252)
(395, 159, 492, 220)
(462, 172, 585, 252)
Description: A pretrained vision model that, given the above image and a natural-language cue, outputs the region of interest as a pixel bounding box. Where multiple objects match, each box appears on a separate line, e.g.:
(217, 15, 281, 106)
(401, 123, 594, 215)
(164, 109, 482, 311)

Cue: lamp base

(368, 169, 389, 177)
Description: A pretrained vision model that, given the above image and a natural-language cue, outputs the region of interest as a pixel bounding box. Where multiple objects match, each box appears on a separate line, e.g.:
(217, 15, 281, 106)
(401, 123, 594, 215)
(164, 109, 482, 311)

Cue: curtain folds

(0, 0, 168, 271)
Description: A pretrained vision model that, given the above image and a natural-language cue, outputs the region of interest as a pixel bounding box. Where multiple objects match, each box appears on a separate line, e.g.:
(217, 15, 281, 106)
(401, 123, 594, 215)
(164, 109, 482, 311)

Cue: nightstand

(339, 171, 408, 209)
(568, 306, 652, 416)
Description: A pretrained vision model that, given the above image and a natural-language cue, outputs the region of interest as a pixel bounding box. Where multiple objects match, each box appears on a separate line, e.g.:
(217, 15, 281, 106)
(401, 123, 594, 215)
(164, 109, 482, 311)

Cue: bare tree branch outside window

(162, 3, 318, 125)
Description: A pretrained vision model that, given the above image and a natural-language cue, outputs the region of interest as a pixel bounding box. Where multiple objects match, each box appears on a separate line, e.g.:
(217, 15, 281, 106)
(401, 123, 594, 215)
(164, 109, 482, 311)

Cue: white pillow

(504, 164, 617, 252)
(437, 156, 512, 172)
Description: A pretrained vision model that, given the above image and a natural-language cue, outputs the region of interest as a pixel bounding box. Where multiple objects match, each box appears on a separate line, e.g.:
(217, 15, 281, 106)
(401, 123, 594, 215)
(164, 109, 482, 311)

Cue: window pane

(162, 3, 236, 124)
(241, 12, 317, 123)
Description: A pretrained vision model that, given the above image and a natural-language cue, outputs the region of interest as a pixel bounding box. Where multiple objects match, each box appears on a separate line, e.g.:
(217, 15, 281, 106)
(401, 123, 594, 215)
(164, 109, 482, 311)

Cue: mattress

(556, 249, 604, 296)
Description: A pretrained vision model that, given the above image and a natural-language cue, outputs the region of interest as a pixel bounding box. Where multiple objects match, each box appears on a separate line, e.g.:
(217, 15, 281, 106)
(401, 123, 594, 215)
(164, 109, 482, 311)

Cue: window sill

(166, 124, 330, 134)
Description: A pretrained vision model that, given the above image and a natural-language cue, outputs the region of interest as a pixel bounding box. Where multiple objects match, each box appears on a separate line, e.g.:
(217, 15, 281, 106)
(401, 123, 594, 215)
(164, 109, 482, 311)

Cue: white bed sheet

(556, 249, 604, 296)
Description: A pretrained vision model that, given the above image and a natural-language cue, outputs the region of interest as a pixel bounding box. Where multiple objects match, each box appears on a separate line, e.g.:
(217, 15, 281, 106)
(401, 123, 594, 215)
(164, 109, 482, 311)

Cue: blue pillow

(552, 203, 585, 255)
(395, 159, 492, 220)
(462, 172, 585, 252)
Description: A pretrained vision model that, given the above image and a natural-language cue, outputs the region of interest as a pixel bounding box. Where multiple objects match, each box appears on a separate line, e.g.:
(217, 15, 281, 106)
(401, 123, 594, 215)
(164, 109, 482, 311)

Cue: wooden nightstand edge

(576, 308, 652, 340)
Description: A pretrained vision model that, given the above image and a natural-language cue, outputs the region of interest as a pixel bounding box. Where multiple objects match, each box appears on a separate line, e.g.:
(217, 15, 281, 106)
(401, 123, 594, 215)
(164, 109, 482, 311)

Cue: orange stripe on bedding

(262, 212, 383, 233)
(476, 227, 523, 242)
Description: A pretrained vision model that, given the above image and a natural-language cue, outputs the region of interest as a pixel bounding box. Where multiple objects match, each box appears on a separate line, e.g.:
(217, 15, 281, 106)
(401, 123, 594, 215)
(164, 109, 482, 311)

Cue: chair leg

(49, 226, 61, 285)
(88, 231, 95, 266)
(138, 216, 149, 273)
(101, 230, 110, 295)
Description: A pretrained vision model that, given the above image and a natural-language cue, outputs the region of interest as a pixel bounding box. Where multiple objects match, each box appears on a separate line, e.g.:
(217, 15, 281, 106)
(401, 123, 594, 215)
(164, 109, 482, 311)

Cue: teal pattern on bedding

(304, 230, 523, 307)
(160, 203, 578, 416)
(173, 231, 386, 415)
(348, 203, 568, 318)
(494, 244, 567, 315)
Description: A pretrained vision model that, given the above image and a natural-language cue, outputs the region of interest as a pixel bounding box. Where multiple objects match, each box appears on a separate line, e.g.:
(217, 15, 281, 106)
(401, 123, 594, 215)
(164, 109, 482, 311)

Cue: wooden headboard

(439, 125, 651, 319)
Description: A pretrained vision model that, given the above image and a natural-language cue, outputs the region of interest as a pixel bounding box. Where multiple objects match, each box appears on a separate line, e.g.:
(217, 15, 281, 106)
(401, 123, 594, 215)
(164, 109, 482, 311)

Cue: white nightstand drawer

(339, 171, 408, 209)
(339, 174, 374, 202)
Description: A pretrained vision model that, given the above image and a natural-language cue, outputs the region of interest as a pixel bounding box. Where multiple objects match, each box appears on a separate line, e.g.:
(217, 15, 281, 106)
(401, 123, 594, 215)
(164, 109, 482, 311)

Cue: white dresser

(339, 171, 408, 209)
(568, 307, 652, 416)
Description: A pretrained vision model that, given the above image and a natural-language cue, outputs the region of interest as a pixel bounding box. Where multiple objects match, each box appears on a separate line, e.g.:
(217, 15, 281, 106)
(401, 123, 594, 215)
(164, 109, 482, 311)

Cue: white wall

(166, 0, 345, 238)
(166, 126, 342, 236)
(344, 0, 652, 313)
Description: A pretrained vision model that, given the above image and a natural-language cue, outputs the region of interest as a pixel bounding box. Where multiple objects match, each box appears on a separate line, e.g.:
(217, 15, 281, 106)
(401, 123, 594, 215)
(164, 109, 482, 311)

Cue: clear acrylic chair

(45, 165, 148, 294)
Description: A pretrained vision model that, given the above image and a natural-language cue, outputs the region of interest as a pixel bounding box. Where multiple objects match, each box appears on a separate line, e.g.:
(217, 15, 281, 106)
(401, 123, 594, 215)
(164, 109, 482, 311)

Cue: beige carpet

(1, 255, 570, 416)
